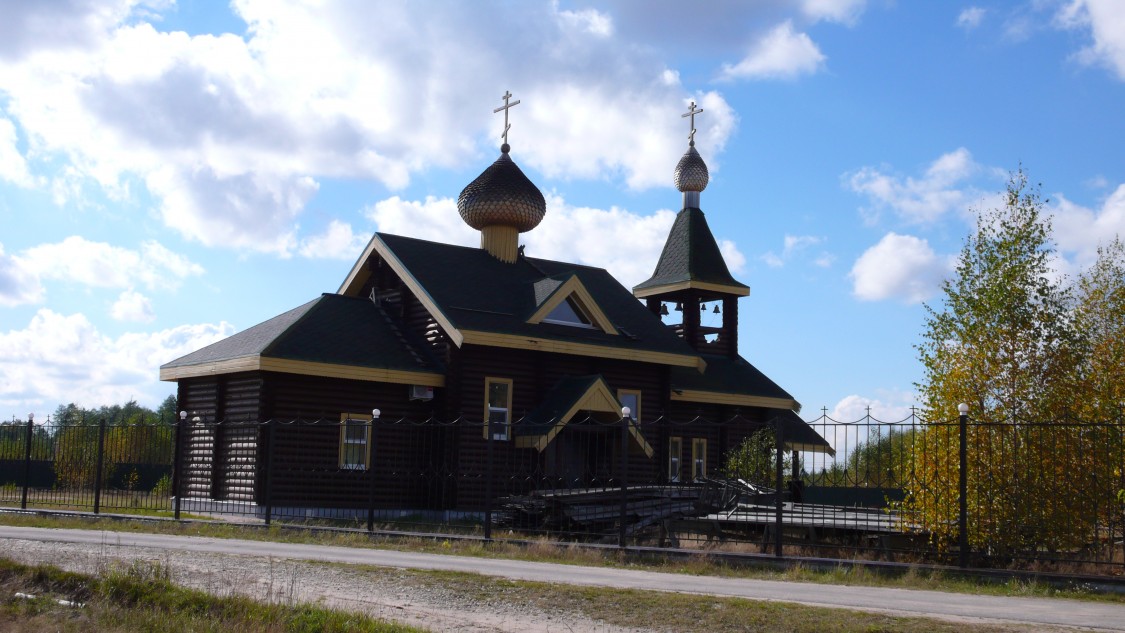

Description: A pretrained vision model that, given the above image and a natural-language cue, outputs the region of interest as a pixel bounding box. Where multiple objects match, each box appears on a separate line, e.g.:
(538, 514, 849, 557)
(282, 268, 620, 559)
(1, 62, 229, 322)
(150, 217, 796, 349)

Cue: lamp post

(367, 408, 380, 532)
(619, 406, 631, 548)
(173, 411, 187, 520)
(20, 413, 33, 510)
(957, 402, 969, 568)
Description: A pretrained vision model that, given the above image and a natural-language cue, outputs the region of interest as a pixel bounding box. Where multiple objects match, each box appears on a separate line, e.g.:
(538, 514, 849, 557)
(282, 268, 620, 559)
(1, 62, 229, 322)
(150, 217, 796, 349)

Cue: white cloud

(1052, 183, 1125, 266)
(1056, 0, 1125, 80)
(846, 147, 985, 224)
(761, 234, 827, 268)
(110, 289, 155, 323)
(0, 1, 739, 254)
(21, 236, 204, 292)
(0, 243, 44, 306)
(801, 0, 867, 26)
(831, 393, 917, 423)
(298, 219, 369, 260)
(367, 192, 745, 290)
(957, 7, 986, 30)
(0, 308, 233, 417)
(850, 232, 952, 304)
(720, 21, 826, 81)
(0, 116, 34, 187)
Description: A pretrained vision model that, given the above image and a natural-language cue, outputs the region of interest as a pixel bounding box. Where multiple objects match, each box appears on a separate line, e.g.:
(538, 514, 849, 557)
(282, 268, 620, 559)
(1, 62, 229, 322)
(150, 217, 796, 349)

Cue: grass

(0, 558, 423, 633)
(1, 510, 1122, 605)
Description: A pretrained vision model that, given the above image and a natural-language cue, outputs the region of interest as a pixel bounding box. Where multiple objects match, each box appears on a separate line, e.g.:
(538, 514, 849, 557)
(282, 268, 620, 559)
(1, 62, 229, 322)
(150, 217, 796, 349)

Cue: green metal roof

(633, 207, 749, 295)
(377, 233, 699, 360)
(161, 293, 440, 374)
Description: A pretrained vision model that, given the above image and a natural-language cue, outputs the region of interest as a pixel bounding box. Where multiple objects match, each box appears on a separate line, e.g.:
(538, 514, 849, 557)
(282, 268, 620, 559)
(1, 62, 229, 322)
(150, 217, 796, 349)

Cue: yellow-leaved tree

(905, 171, 1091, 556)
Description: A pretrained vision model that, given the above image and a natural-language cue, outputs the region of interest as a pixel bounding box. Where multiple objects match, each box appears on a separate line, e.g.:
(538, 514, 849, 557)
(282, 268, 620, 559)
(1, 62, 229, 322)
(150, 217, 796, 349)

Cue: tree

(724, 428, 793, 489)
(905, 170, 1090, 555)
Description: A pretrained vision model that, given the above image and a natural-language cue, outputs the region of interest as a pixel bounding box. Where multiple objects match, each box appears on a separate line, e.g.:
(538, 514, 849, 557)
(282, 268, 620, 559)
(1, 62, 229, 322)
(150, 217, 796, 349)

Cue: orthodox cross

(493, 90, 521, 146)
(682, 100, 703, 144)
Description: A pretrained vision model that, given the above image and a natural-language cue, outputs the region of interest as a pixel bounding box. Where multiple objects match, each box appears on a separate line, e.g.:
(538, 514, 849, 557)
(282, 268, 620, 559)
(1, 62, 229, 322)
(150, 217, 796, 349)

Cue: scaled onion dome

(457, 143, 546, 232)
(673, 142, 710, 193)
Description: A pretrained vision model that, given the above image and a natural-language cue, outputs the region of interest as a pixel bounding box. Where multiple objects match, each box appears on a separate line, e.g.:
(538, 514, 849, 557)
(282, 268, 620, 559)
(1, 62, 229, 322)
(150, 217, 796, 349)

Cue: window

(339, 412, 373, 470)
(484, 377, 513, 441)
(542, 298, 594, 328)
(692, 438, 707, 481)
(668, 436, 682, 482)
(617, 389, 641, 423)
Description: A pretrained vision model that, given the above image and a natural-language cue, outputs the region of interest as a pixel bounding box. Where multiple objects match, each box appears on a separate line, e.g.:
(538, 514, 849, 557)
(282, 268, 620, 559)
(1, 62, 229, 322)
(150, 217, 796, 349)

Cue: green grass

(0, 558, 423, 633)
(1, 511, 1122, 604)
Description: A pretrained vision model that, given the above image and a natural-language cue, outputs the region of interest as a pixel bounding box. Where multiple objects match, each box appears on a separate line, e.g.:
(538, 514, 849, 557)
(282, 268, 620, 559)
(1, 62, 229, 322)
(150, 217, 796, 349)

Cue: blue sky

(1, 0, 1123, 426)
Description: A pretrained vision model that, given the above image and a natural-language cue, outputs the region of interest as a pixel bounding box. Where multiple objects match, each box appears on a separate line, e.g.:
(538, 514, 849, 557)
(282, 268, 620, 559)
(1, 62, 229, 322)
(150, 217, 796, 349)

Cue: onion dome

(457, 144, 546, 232)
(674, 143, 709, 193)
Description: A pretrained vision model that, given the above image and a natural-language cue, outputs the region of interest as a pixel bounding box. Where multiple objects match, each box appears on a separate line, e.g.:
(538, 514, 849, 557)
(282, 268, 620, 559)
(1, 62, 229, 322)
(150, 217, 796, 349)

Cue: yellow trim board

(462, 330, 705, 371)
(786, 441, 836, 457)
(671, 389, 800, 412)
(337, 234, 465, 348)
(527, 276, 618, 335)
(513, 379, 653, 457)
(160, 355, 445, 387)
(633, 280, 750, 299)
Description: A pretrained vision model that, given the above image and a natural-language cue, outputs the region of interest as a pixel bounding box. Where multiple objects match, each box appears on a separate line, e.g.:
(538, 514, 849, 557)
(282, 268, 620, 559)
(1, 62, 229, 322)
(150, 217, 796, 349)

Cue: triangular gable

(526, 275, 618, 335)
(514, 375, 653, 457)
(338, 233, 465, 347)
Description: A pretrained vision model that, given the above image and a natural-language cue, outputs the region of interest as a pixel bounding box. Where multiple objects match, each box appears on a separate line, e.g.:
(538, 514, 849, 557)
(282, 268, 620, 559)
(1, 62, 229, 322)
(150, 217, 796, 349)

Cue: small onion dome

(674, 144, 709, 193)
(457, 144, 546, 232)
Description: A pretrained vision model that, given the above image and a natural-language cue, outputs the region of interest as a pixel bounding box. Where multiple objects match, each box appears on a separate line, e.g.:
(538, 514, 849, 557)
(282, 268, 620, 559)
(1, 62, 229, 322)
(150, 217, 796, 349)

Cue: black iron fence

(1, 412, 1122, 578)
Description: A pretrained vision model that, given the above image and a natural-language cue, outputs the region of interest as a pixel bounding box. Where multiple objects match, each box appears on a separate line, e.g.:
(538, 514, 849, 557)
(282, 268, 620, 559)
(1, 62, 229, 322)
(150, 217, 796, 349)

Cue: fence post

(619, 407, 631, 549)
(367, 409, 380, 533)
(93, 418, 107, 514)
(20, 413, 33, 510)
(958, 403, 969, 568)
(263, 419, 275, 526)
(173, 411, 186, 520)
(774, 416, 784, 558)
(484, 414, 494, 542)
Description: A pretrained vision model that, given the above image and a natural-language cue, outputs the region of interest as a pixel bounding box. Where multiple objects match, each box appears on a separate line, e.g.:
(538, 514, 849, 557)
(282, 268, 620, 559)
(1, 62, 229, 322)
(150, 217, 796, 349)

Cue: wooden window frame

(483, 377, 514, 441)
(692, 437, 707, 481)
(617, 389, 641, 423)
(668, 436, 683, 483)
(339, 412, 373, 471)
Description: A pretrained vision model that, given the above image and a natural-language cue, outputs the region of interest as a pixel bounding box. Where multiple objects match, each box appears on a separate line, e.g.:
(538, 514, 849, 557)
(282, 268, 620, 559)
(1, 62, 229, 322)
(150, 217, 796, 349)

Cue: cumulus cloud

(0, 308, 233, 417)
(298, 219, 369, 260)
(0, 116, 34, 187)
(850, 232, 952, 304)
(21, 236, 204, 292)
(1052, 182, 1125, 266)
(762, 234, 827, 268)
(720, 21, 826, 81)
(957, 7, 986, 30)
(1056, 0, 1125, 80)
(110, 289, 155, 323)
(845, 147, 986, 224)
(367, 192, 744, 290)
(801, 0, 867, 26)
(0, 1, 739, 255)
(0, 243, 44, 306)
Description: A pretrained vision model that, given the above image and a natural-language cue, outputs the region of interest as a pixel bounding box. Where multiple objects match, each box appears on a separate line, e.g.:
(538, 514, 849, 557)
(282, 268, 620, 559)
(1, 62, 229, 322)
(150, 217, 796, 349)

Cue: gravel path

(1, 537, 643, 633)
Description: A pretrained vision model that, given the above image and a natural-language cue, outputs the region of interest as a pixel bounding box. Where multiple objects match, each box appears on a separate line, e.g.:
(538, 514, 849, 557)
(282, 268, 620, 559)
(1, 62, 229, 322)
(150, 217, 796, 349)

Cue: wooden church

(159, 95, 831, 512)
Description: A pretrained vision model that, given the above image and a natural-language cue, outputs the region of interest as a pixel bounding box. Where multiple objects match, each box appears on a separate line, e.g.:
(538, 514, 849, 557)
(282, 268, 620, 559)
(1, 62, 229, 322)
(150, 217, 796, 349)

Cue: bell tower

(632, 101, 749, 358)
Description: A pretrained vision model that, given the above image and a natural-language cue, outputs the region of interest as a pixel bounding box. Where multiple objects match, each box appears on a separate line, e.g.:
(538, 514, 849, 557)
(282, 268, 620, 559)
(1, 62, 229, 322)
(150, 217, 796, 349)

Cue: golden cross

(682, 100, 703, 144)
(493, 90, 521, 146)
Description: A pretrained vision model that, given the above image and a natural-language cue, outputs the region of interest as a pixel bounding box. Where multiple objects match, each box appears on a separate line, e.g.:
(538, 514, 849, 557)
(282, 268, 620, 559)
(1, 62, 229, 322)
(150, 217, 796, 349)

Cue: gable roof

(340, 233, 705, 370)
(160, 294, 444, 386)
(514, 375, 653, 456)
(526, 273, 617, 334)
(633, 207, 750, 299)
(669, 354, 800, 412)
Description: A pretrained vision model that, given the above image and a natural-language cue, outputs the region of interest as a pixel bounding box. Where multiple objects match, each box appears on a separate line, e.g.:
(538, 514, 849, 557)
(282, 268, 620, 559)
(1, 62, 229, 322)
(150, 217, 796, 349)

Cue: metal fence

(1, 412, 1122, 578)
